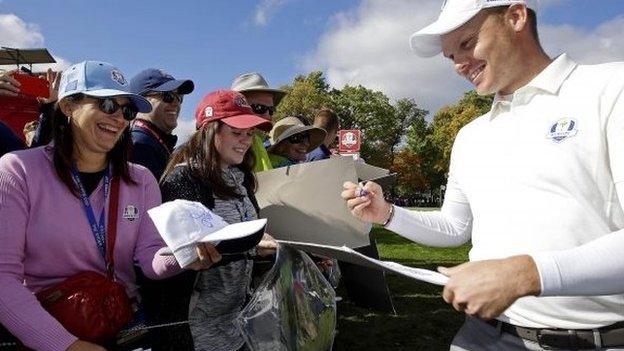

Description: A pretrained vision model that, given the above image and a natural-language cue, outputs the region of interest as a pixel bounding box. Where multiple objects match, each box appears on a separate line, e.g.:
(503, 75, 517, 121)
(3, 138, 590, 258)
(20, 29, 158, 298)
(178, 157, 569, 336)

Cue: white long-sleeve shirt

(386, 54, 624, 329)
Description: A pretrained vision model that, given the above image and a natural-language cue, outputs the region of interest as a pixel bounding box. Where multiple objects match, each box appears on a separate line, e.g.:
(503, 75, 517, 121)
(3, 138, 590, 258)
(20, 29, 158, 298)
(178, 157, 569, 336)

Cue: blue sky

(2, 0, 624, 141)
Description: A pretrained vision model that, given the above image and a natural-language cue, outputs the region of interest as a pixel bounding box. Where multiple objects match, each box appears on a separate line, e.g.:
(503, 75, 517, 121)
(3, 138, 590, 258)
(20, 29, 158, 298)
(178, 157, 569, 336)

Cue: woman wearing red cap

(150, 90, 277, 351)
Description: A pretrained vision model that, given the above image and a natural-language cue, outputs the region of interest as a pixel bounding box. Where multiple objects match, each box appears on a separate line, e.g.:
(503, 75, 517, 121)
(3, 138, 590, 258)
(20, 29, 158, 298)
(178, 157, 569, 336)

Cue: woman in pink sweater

(0, 61, 219, 351)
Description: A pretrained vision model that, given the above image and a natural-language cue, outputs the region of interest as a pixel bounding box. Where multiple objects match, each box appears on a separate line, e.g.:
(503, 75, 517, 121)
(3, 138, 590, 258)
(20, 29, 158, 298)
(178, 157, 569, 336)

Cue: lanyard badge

(70, 165, 111, 260)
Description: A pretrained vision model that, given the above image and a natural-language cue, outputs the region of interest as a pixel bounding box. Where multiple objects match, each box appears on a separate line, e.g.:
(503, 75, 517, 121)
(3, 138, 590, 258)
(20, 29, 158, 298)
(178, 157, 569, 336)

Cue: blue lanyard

(70, 165, 111, 260)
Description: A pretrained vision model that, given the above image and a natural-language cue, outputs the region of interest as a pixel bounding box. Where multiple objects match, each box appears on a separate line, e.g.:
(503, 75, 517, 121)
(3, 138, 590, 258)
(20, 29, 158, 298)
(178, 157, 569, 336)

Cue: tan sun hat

(268, 116, 326, 153)
(231, 72, 287, 105)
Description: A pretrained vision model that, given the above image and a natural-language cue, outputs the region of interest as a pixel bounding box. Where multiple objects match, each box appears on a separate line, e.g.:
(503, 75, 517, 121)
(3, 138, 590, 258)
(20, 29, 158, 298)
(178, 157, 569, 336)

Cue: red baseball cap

(195, 90, 273, 132)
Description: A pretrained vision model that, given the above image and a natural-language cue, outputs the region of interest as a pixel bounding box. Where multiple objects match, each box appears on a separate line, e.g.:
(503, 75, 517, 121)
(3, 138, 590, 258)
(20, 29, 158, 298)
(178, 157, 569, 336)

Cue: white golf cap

(410, 0, 537, 57)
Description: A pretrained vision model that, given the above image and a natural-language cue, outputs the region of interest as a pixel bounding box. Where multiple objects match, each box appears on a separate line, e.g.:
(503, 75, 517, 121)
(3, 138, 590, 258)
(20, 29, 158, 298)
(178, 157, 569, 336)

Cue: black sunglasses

(286, 132, 310, 144)
(84, 96, 138, 121)
(68, 94, 137, 121)
(250, 103, 276, 116)
(148, 91, 183, 104)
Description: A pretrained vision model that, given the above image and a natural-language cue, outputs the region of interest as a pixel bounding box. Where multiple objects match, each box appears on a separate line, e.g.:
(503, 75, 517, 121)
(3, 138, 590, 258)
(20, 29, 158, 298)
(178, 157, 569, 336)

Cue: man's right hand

(341, 181, 392, 224)
(0, 70, 20, 97)
(67, 340, 107, 351)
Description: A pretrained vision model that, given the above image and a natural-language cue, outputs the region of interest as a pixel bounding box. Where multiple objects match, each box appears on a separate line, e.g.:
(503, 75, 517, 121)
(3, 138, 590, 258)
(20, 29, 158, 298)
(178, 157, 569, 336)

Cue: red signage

(338, 129, 361, 153)
(0, 95, 40, 142)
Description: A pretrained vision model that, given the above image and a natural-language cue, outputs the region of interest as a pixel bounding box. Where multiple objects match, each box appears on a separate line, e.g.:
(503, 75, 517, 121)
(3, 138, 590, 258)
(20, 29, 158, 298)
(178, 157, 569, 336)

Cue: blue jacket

(130, 120, 177, 181)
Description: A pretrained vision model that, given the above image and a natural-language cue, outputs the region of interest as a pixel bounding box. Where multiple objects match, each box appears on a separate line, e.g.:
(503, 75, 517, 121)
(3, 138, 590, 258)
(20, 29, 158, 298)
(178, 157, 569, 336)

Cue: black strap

(487, 319, 624, 349)
(132, 119, 172, 155)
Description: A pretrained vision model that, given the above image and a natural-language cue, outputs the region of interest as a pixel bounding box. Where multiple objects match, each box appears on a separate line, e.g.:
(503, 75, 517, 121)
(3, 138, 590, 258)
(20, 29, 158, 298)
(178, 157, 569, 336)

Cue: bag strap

(106, 176, 121, 280)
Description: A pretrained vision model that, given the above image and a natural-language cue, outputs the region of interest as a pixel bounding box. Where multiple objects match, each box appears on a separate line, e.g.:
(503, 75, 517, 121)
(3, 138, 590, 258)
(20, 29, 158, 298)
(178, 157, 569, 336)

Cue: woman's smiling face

(214, 123, 254, 168)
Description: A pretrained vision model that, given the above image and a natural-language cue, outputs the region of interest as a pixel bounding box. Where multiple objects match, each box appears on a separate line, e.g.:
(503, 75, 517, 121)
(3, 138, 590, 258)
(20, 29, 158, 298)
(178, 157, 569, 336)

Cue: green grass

(333, 213, 471, 351)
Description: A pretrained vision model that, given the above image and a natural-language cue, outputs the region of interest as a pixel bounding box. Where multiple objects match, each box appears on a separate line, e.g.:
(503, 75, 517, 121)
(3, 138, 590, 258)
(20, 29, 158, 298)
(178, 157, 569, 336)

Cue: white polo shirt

(388, 54, 624, 329)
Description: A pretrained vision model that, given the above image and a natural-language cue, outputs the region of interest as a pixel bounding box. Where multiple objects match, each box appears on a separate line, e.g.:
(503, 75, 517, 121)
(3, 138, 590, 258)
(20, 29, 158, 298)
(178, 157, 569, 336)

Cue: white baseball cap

(148, 199, 267, 268)
(410, 0, 537, 57)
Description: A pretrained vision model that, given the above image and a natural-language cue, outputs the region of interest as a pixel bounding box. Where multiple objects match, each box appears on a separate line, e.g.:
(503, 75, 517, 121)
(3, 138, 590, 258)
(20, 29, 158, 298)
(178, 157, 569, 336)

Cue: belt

(486, 319, 624, 350)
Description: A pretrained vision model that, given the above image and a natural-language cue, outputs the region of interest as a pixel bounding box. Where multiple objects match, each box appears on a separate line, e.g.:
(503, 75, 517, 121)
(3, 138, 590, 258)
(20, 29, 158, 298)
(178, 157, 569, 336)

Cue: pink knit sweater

(0, 145, 181, 351)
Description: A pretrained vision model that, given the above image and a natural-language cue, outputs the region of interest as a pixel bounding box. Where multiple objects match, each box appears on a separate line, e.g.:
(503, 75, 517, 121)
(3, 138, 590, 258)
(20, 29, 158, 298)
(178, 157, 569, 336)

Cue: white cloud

(0, 13, 70, 72)
(304, 0, 624, 116)
(540, 16, 624, 64)
(173, 117, 197, 147)
(0, 14, 44, 48)
(254, 0, 292, 26)
(30, 56, 71, 72)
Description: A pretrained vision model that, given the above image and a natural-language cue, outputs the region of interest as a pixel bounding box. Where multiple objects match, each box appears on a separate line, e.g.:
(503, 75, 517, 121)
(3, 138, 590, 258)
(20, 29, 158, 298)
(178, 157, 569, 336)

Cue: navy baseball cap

(129, 68, 194, 96)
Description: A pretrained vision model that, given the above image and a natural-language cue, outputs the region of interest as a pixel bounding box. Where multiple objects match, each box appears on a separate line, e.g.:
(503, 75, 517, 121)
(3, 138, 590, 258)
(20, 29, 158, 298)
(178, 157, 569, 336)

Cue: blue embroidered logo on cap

(111, 69, 127, 86)
(547, 118, 578, 143)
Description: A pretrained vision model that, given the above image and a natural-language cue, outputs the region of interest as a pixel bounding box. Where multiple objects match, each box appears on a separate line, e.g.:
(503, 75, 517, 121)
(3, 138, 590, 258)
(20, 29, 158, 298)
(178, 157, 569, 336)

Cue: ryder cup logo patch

(204, 106, 213, 117)
(111, 69, 127, 86)
(123, 204, 139, 221)
(547, 118, 578, 143)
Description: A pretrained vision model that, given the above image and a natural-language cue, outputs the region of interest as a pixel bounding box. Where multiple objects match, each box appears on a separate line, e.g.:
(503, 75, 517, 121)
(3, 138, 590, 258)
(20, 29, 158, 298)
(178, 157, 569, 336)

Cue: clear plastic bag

(236, 246, 337, 351)
(324, 258, 341, 289)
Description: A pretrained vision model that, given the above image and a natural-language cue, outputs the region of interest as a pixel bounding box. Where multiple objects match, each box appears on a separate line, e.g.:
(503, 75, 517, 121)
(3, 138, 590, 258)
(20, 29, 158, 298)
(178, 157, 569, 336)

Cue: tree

(390, 148, 427, 196)
(331, 88, 426, 168)
(276, 71, 426, 170)
(427, 91, 493, 177)
(406, 111, 442, 190)
(274, 71, 332, 122)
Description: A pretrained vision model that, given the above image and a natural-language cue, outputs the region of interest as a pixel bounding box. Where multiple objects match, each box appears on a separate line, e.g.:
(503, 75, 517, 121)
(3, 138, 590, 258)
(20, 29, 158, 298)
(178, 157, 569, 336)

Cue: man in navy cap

(129, 68, 194, 180)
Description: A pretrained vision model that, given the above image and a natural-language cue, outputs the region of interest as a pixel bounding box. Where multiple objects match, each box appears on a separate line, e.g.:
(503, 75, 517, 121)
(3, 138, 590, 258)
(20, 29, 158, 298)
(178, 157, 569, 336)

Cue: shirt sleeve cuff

(529, 251, 563, 296)
(385, 205, 407, 233)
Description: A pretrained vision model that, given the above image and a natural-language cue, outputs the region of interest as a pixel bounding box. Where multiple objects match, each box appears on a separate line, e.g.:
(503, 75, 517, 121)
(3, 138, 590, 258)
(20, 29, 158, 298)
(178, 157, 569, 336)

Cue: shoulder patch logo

(123, 204, 140, 221)
(547, 118, 578, 143)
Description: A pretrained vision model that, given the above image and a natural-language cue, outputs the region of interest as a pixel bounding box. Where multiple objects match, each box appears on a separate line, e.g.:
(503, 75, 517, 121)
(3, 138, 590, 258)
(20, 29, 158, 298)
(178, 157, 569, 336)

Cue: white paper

(256, 157, 373, 248)
(277, 240, 449, 286)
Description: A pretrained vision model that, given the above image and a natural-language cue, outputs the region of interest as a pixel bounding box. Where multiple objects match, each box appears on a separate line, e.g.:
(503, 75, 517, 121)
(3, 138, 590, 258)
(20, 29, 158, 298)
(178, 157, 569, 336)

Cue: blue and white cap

(58, 61, 152, 113)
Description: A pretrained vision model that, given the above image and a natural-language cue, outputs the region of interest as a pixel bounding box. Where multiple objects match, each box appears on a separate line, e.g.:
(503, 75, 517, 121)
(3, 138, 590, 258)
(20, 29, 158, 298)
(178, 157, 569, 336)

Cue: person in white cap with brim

(342, 0, 624, 350)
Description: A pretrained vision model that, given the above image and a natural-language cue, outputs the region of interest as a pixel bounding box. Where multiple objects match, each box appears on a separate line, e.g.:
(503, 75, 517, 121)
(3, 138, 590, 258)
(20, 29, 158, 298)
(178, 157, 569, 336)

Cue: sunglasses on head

(250, 103, 276, 116)
(148, 91, 183, 104)
(286, 132, 310, 144)
(74, 94, 138, 121)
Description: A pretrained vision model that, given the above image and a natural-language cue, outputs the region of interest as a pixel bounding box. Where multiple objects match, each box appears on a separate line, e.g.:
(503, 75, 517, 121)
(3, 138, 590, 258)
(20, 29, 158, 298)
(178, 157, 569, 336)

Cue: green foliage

(404, 91, 493, 190)
(276, 71, 428, 170)
(274, 71, 332, 122)
(332, 86, 398, 168)
(390, 148, 426, 196)
(427, 91, 493, 176)
(275, 71, 494, 196)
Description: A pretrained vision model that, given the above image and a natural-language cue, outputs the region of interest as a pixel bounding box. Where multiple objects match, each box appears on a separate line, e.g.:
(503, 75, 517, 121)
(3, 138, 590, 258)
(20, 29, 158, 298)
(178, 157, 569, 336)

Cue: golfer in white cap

(343, 0, 624, 349)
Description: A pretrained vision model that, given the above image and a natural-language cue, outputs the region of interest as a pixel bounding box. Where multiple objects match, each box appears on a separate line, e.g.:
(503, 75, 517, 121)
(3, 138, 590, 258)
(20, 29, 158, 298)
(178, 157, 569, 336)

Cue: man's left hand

(438, 255, 542, 320)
